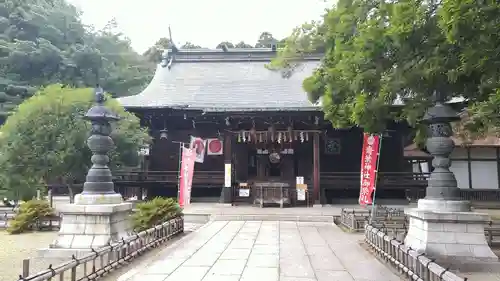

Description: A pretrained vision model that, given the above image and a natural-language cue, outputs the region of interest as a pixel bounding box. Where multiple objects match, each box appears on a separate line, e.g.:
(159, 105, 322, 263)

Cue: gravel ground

(0, 223, 204, 281)
(0, 231, 58, 281)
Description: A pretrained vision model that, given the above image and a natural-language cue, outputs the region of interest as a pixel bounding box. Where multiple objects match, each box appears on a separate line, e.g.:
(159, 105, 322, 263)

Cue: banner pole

(369, 134, 383, 224)
(173, 141, 184, 203)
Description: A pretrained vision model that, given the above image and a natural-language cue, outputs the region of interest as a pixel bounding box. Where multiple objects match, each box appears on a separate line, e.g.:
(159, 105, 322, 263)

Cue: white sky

(66, 0, 331, 53)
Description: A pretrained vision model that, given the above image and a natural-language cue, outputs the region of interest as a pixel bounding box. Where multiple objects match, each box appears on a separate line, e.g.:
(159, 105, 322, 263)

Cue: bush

(132, 197, 182, 232)
(7, 200, 55, 234)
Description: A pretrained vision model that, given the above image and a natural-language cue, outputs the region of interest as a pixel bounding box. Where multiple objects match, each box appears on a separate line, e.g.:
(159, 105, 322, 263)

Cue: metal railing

(339, 207, 406, 232)
(365, 225, 466, 281)
(16, 216, 184, 281)
(0, 211, 60, 230)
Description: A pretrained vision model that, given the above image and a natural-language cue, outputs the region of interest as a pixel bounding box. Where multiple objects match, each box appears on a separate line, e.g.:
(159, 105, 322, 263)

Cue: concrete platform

(118, 220, 401, 281)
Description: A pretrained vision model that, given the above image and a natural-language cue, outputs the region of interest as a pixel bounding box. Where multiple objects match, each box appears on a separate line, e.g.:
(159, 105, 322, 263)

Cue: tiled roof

(118, 48, 321, 111)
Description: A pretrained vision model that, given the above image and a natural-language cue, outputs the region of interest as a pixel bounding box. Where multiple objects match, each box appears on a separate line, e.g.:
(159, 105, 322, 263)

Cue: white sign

(239, 189, 250, 197)
(296, 176, 304, 185)
(297, 189, 306, 201)
(224, 163, 232, 188)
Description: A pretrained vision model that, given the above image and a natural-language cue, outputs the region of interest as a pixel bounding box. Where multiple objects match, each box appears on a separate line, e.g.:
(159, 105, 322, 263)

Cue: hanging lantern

(259, 132, 263, 143)
(268, 125, 276, 142)
(242, 131, 246, 143)
(294, 131, 298, 141)
(159, 129, 168, 140)
(278, 132, 282, 143)
(287, 126, 293, 142)
(237, 133, 242, 143)
(250, 127, 257, 142)
(305, 132, 309, 141)
(300, 131, 305, 143)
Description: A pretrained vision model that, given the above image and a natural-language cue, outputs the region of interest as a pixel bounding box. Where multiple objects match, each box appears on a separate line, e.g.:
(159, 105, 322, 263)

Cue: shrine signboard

(325, 138, 341, 154)
(358, 133, 381, 206)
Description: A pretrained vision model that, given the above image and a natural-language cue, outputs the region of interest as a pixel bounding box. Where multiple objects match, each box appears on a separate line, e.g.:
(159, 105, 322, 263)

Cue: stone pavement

(120, 220, 402, 281)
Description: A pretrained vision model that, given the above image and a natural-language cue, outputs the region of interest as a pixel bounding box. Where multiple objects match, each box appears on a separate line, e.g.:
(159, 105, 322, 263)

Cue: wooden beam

(467, 147, 473, 189)
(313, 132, 321, 204)
(497, 147, 500, 189)
(221, 133, 233, 203)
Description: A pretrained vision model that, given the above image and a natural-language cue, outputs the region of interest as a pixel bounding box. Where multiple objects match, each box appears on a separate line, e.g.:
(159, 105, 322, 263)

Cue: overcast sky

(66, 0, 331, 53)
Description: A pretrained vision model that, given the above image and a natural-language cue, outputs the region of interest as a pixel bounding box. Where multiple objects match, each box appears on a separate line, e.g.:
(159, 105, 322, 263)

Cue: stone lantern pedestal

(404, 200, 497, 270)
(404, 98, 498, 271)
(39, 87, 133, 259)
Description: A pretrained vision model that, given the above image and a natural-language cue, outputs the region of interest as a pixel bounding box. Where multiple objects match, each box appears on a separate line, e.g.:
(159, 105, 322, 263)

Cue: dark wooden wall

(150, 130, 224, 172)
(321, 128, 362, 173)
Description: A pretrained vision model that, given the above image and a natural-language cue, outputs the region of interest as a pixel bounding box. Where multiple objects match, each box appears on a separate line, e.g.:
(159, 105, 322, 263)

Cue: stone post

(40, 87, 133, 258)
(404, 95, 498, 270)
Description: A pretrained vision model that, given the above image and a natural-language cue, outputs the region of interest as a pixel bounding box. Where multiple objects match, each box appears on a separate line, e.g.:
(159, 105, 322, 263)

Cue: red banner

(179, 147, 195, 208)
(359, 133, 381, 205)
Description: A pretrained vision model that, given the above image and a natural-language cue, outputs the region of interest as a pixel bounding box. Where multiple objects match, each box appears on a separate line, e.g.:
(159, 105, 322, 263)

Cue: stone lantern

(419, 95, 464, 206)
(74, 86, 122, 204)
(404, 94, 498, 269)
(40, 86, 133, 258)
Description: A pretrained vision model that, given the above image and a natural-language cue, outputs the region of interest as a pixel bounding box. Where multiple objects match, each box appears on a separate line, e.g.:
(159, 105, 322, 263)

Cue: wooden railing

(365, 225, 466, 281)
(17, 216, 184, 281)
(341, 208, 500, 247)
(113, 170, 224, 185)
(320, 172, 430, 189)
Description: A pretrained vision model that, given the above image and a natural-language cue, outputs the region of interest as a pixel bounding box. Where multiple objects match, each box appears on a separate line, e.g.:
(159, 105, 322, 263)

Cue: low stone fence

(365, 225, 466, 281)
(16, 215, 184, 281)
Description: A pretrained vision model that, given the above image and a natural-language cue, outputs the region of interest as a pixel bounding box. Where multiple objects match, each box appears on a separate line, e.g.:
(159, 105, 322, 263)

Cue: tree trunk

(48, 187, 53, 208)
(68, 182, 75, 204)
(63, 178, 75, 204)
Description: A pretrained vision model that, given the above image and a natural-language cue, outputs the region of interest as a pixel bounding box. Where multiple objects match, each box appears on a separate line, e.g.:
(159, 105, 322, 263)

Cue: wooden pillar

(220, 133, 233, 203)
(466, 147, 472, 189)
(496, 147, 500, 189)
(313, 132, 321, 204)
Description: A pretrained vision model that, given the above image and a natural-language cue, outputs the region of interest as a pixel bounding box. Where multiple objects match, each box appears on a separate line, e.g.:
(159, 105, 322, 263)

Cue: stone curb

(117, 221, 214, 281)
(210, 214, 335, 222)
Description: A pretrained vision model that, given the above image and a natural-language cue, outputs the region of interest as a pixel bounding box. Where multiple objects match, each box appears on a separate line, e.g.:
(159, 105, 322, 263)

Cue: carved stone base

(74, 193, 123, 205)
(405, 200, 498, 271)
(39, 199, 133, 259)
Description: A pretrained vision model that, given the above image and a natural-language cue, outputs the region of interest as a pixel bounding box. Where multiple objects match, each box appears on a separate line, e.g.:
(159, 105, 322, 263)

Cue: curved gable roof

(117, 48, 321, 112)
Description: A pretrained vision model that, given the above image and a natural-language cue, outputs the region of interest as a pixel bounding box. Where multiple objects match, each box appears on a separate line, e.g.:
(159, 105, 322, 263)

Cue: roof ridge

(160, 47, 323, 63)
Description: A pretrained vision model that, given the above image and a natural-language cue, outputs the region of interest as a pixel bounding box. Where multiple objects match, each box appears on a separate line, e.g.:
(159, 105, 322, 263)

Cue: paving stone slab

(119, 220, 402, 281)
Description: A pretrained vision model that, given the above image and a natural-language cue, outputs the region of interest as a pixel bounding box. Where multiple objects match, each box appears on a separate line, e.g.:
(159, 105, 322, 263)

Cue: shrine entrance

(231, 128, 317, 207)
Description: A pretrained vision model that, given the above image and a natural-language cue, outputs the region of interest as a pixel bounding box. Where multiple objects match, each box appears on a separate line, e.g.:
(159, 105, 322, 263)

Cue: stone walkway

(120, 221, 401, 281)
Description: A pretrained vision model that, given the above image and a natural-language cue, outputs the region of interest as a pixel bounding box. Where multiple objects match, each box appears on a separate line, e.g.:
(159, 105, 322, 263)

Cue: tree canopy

(0, 0, 153, 119)
(272, 0, 500, 139)
(0, 84, 150, 200)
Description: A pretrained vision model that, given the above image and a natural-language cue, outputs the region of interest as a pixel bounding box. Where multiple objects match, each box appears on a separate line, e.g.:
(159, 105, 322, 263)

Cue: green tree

(267, 21, 325, 74)
(255, 31, 278, 48)
(216, 41, 235, 49)
(143, 37, 174, 63)
(235, 41, 253, 48)
(181, 42, 202, 49)
(0, 0, 152, 119)
(272, 0, 500, 140)
(439, 0, 500, 138)
(0, 85, 151, 200)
